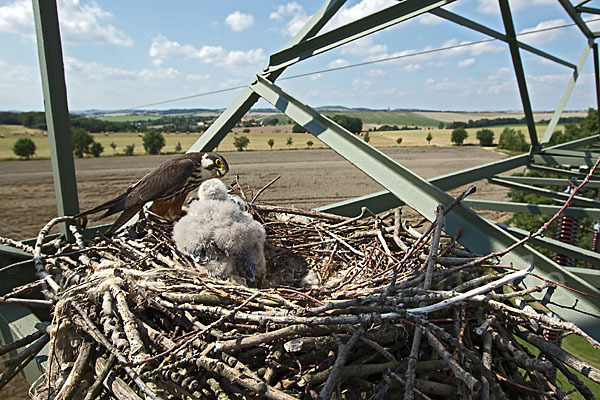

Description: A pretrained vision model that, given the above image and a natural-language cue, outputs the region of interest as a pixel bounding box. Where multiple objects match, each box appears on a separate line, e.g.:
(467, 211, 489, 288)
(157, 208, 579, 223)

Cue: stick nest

(2, 200, 599, 400)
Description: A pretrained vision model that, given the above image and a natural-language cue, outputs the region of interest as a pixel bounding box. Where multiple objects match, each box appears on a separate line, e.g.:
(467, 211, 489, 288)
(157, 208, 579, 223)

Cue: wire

(125, 16, 600, 110)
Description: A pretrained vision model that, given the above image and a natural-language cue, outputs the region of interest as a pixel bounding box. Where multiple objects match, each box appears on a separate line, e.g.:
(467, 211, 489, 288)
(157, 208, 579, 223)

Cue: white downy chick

(173, 179, 266, 286)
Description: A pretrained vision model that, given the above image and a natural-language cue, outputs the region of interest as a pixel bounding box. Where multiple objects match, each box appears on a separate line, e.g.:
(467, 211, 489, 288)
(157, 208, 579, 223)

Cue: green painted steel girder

(267, 0, 455, 73)
(494, 175, 600, 188)
(540, 44, 592, 144)
(562, 267, 600, 288)
(543, 149, 600, 158)
(532, 154, 599, 167)
(489, 177, 600, 207)
(464, 199, 600, 219)
(496, 223, 600, 271)
(528, 164, 598, 179)
(250, 75, 600, 339)
(578, 6, 600, 14)
(595, 43, 600, 132)
(32, 0, 79, 235)
(430, 9, 576, 69)
(499, 0, 538, 149)
(189, 0, 347, 153)
(318, 153, 531, 216)
(559, 0, 594, 38)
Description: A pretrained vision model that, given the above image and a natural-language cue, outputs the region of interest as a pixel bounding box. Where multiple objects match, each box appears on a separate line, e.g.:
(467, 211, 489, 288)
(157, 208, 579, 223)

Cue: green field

(0, 122, 565, 160)
(322, 111, 441, 126)
(96, 114, 163, 122)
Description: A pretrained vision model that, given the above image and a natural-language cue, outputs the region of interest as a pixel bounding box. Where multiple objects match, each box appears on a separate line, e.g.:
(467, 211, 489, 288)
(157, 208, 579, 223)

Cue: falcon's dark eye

(215, 159, 223, 167)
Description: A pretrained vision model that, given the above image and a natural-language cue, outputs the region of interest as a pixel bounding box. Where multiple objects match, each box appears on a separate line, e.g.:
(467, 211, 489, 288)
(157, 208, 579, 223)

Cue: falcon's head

(200, 153, 229, 178)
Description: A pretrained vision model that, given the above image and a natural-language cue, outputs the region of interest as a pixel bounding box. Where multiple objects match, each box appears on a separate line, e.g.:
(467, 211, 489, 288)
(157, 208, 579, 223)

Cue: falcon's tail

(104, 206, 142, 236)
(75, 192, 129, 221)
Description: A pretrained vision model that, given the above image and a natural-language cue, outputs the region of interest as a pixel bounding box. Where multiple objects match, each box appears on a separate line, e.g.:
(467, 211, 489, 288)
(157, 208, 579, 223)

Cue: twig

(318, 326, 364, 400)
(251, 176, 280, 204)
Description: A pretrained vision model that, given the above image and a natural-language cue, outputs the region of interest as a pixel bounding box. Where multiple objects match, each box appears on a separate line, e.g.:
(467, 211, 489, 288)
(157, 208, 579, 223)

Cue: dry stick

(515, 326, 600, 384)
(487, 281, 552, 300)
(252, 204, 349, 222)
(0, 330, 45, 357)
(83, 354, 116, 400)
(406, 265, 532, 314)
(54, 340, 95, 400)
(251, 175, 281, 204)
(70, 302, 162, 400)
(476, 295, 600, 350)
(386, 371, 433, 400)
(0, 236, 35, 254)
(404, 204, 445, 400)
(384, 186, 476, 299)
(0, 333, 49, 391)
(0, 298, 53, 307)
(318, 326, 364, 400)
(424, 330, 480, 392)
(480, 331, 492, 400)
(94, 356, 141, 400)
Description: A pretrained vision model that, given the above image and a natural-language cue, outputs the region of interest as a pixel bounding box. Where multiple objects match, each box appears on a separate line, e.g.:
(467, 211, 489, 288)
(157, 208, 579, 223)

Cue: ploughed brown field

(0, 146, 512, 241)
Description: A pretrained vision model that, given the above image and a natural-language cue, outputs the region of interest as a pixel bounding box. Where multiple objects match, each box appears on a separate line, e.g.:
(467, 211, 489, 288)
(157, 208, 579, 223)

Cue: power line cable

(121, 16, 600, 111)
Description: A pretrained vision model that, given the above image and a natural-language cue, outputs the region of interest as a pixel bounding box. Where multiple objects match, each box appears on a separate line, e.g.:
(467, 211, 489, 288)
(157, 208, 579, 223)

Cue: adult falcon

(76, 152, 229, 236)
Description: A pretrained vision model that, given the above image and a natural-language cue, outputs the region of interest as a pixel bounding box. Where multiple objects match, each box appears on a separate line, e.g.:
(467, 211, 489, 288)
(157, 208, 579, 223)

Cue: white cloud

(518, 19, 566, 45)
(366, 69, 386, 77)
(425, 78, 459, 90)
(417, 13, 442, 26)
(458, 58, 475, 68)
(404, 63, 421, 72)
(340, 37, 387, 58)
(333, 0, 395, 26)
(310, 73, 322, 80)
(327, 58, 349, 69)
(149, 35, 265, 73)
(64, 56, 178, 81)
(0, 0, 32, 37)
(0, 0, 133, 46)
(225, 11, 254, 32)
(477, 0, 554, 14)
(269, 2, 309, 36)
(441, 38, 502, 57)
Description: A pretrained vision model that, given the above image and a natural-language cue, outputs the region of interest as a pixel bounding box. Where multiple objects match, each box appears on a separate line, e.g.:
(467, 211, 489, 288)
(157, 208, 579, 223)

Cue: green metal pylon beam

(266, 0, 455, 73)
(540, 43, 591, 144)
(494, 175, 600, 188)
(32, 0, 79, 236)
(249, 74, 600, 339)
(463, 199, 600, 219)
(498, 0, 539, 150)
(430, 8, 576, 70)
(188, 0, 347, 153)
(488, 177, 600, 207)
(559, 0, 594, 38)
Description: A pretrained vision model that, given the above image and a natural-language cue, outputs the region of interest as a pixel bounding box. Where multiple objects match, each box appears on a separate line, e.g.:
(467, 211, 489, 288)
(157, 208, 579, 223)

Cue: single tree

(90, 141, 104, 157)
(363, 132, 370, 143)
(438, 122, 445, 129)
(498, 127, 529, 152)
(143, 130, 166, 155)
(451, 127, 468, 146)
(72, 127, 94, 158)
(292, 123, 307, 133)
(426, 132, 433, 145)
(242, 128, 251, 133)
(233, 135, 250, 151)
(12, 137, 36, 159)
(332, 115, 362, 134)
(476, 128, 494, 146)
(267, 138, 275, 150)
(286, 136, 293, 149)
(110, 141, 117, 153)
(396, 137, 403, 146)
(175, 141, 182, 153)
(306, 140, 314, 149)
(124, 144, 135, 156)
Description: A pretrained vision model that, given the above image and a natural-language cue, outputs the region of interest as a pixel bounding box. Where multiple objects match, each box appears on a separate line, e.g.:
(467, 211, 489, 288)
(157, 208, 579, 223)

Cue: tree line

(445, 115, 583, 130)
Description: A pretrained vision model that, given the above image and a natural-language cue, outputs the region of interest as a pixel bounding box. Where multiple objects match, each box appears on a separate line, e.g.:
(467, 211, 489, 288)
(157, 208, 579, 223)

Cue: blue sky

(0, 0, 599, 112)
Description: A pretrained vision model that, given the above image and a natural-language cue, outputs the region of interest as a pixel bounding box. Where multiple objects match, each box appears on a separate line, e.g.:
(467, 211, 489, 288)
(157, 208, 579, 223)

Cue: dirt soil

(0, 146, 517, 240)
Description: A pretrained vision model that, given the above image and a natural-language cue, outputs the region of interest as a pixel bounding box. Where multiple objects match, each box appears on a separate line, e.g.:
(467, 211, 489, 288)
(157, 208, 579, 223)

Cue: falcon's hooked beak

(216, 167, 227, 177)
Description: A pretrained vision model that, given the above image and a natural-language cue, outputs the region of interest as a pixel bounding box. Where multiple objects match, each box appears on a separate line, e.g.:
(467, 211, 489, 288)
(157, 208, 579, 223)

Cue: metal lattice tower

(1, 2, 600, 384)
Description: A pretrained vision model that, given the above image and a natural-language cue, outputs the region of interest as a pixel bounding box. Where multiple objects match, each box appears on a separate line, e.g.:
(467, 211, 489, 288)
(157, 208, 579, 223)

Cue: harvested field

(0, 146, 512, 240)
